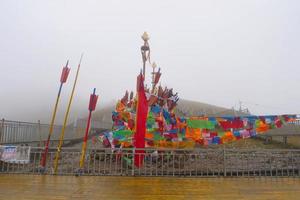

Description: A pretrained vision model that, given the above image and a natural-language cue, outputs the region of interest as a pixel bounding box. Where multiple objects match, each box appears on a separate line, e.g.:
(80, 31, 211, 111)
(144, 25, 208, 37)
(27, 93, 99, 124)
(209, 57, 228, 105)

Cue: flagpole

(151, 62, 157, 94)
(53, 54, 83, 174)
(141, 32, 150, 78)
(79, 88, 98, 171)
(134, 72, 148, 168)
(40, 60, 70, 171)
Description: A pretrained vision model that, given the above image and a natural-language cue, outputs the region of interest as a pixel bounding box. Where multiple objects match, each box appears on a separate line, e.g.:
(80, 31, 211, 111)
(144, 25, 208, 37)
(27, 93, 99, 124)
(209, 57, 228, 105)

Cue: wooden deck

(0, 175, 299, 200)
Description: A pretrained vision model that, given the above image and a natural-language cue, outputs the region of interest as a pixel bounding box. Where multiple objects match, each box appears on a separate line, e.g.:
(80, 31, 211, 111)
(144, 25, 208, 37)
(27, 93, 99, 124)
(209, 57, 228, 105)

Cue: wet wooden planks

(0, 175, 300, 200)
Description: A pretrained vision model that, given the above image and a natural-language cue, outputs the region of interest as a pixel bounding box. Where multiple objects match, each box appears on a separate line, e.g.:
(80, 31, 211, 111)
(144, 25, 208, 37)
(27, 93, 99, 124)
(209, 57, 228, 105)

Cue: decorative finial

(141, 32, 151, 77)
(152, 62, 157, 69)
(141, 32, 149, 41)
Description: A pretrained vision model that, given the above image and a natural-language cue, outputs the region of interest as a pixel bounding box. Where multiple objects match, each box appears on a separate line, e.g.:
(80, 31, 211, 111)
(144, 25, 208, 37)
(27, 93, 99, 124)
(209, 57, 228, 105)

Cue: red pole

(134, 73, 148, 168)
(79, 88, 98, 169)
(84, 111, 92, 143)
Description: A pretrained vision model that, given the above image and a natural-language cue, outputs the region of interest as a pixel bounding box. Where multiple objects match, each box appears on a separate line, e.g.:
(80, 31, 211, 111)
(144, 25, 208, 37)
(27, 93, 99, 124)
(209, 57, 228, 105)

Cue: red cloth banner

(134, 73, 148, 168)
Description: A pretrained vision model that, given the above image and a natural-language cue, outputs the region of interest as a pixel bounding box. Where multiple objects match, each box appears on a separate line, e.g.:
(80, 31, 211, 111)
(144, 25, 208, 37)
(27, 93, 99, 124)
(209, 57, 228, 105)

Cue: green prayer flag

(270, 123, 275, 129)
(113, 130, 133, 138)
(147, 128, 156, 133)
(147, 112, 156, 126)
(187, 119, 215, 129)
(255, 120, 261, 128)
(153, 133, 165, 141)
(218, 131, 225, 137)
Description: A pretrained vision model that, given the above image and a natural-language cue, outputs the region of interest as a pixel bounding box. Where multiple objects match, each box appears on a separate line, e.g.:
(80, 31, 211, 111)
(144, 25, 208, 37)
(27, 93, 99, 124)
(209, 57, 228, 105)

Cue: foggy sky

(1, 0, 300, 124)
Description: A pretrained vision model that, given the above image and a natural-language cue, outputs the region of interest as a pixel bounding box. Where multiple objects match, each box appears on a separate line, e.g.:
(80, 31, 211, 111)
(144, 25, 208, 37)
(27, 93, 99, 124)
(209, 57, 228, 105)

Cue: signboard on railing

(0, 145, 30, 164)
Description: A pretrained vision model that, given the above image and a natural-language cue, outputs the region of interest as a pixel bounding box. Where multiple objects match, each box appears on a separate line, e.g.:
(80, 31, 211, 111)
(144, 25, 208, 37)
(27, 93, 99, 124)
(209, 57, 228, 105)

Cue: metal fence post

(223, 147, 226, 177)
(38, 120, 42, 147)
(0, 118, 4, 143)
(131, 149, 135, 176)
(291, 151, 294, 176)
(18, 121, 22, 142)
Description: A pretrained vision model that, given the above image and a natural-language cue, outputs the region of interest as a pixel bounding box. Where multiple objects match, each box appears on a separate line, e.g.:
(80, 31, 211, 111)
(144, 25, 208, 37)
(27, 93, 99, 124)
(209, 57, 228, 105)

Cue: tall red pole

(134, 73, 148, 167)
(79, 88, 98, 170)
(40, 61, 70, 170)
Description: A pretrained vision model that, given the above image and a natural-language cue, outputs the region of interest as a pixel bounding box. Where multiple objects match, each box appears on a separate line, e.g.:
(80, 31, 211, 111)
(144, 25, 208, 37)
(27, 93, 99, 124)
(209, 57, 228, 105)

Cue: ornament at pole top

(152, 62, 157, 70)
(141, 32, 150, 52)
(141, 32, 150, 41)
(141, 31, 151, 77)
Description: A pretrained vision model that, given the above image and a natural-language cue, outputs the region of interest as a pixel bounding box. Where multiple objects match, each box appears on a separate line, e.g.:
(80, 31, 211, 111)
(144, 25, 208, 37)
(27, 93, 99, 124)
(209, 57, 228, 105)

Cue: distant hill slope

(175, 99, 247, 117)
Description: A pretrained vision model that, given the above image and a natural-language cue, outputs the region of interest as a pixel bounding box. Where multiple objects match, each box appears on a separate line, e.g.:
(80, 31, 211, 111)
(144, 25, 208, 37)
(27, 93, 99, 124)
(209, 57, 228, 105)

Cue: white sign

(0, 145, 31, 164)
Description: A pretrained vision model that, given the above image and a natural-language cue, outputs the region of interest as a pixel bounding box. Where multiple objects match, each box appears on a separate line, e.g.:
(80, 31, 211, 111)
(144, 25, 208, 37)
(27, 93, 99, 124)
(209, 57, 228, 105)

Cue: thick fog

(0, 0, 300, 124)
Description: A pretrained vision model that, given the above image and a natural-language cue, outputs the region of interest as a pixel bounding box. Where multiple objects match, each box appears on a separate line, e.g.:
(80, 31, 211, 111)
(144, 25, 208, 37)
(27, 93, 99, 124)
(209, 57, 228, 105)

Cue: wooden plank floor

(0, 175, 299, 200)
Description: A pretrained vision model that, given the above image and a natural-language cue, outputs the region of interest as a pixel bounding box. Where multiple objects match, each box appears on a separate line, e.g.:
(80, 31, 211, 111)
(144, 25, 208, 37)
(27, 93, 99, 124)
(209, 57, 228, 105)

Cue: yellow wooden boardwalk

(0, 175, 299, 200)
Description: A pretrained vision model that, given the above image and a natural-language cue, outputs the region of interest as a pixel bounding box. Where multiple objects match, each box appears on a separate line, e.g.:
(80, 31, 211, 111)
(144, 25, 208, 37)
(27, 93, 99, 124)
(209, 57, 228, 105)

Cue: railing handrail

(3, 146, 297, 152)
(1, 119, 111, 127)
(2, 119, 62, 126)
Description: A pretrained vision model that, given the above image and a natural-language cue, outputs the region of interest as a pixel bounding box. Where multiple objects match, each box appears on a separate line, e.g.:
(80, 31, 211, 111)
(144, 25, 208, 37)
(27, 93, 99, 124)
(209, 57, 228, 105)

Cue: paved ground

(0, 175, 299, 200)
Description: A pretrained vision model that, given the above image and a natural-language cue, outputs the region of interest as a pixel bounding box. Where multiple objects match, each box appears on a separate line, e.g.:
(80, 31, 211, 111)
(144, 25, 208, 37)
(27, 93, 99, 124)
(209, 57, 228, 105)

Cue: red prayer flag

(232, 118, 244, 129)
(275, 117, 282, 128)
(219, 121, 231, 130)
(219, 118, 243, 130)
(134, 73, 148, 168)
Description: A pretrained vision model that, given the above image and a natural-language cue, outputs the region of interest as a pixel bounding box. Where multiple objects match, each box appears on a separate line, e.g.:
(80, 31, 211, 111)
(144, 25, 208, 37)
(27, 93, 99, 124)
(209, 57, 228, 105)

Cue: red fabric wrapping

(60, 66, 70, 83)
(89, 94, 98, 111)
(134, 73, 148, 168)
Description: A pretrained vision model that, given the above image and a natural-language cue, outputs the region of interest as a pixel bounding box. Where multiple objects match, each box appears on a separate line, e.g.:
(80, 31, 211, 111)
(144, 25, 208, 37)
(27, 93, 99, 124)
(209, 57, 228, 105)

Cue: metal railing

(0, 147, 299, 177)
(0, 119, 112, 145)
